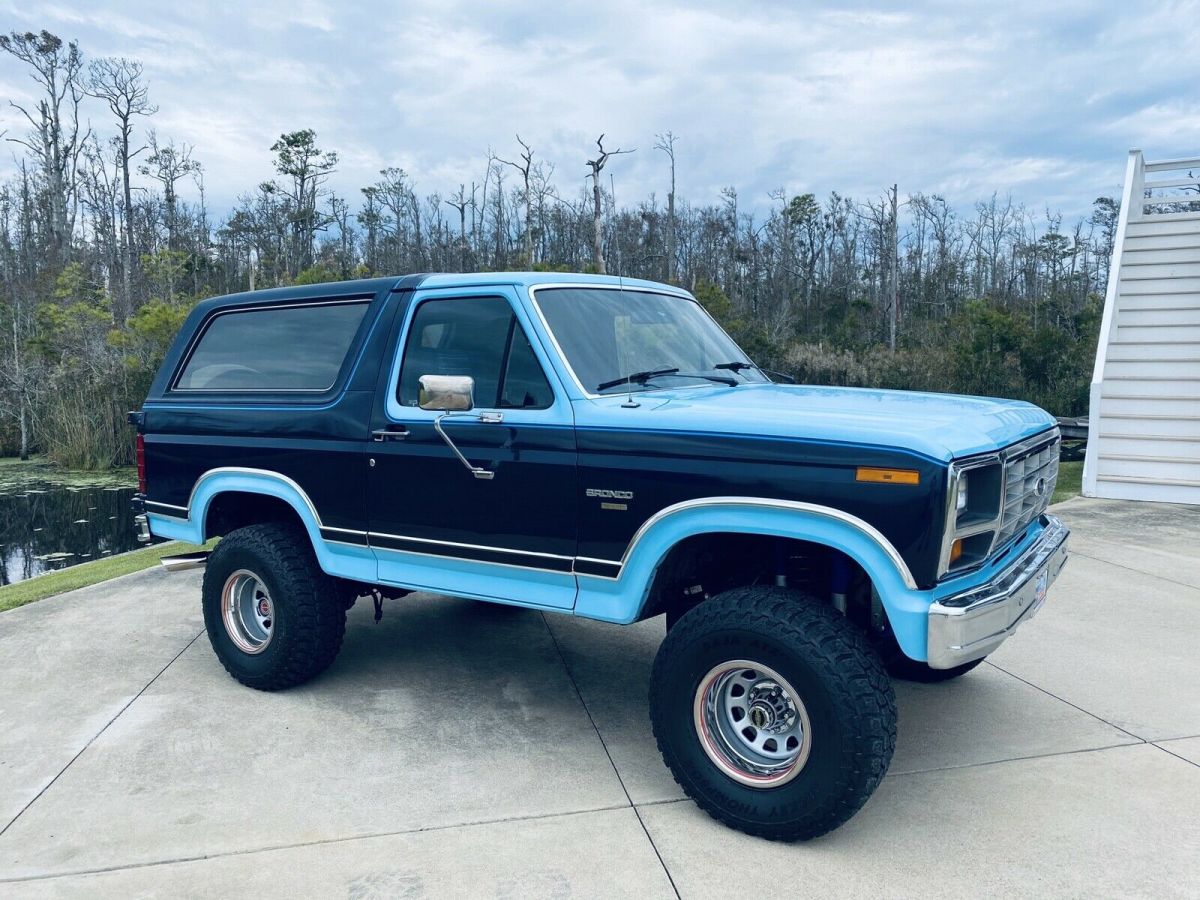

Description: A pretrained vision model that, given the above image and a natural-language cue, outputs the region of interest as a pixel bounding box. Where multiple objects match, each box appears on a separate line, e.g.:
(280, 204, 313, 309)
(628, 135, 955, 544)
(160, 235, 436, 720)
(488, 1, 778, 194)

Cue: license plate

(1028, 569, 1049, 618)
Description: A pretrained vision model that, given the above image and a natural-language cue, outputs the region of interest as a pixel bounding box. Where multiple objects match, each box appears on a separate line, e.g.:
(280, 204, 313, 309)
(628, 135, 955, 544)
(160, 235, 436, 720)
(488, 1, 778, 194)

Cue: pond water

(0, 462, 148, 585)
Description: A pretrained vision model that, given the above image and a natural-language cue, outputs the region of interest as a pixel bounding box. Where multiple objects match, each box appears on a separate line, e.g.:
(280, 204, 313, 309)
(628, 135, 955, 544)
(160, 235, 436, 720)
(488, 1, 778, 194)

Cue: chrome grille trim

(939, 427, 1061, 579)
(997, 435, 1060, 545)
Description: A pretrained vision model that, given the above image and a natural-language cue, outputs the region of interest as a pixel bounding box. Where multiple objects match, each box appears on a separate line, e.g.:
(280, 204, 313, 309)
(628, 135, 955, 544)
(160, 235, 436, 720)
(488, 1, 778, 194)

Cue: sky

(1, 0, 1198, 223)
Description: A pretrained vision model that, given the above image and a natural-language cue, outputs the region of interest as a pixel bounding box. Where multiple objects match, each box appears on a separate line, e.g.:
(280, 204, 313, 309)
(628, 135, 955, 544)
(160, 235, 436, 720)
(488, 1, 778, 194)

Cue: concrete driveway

(0, 498, 1197, 898)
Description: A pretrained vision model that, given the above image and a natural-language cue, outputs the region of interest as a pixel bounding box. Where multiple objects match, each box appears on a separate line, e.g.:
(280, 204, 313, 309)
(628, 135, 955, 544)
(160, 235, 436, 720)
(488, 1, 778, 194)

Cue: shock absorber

(830, 552, 851, 615)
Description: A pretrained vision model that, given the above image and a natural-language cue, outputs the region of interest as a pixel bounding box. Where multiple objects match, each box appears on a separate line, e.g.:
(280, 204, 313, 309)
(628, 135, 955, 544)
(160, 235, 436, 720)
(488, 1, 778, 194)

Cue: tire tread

(203, 523, 345, 691)
(651, 586, 896, 841)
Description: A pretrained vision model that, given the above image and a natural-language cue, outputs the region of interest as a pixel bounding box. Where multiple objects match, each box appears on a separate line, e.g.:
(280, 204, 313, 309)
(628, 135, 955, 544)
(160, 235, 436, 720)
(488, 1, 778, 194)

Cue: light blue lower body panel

(374, 550, 576, 610)
(146, 513, 202, 545)
(148, 511, 378, 583)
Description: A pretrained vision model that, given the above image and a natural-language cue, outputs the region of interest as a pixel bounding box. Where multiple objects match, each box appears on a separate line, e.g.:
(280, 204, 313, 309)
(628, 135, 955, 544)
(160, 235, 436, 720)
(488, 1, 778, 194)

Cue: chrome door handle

(372, 427, 408, 442)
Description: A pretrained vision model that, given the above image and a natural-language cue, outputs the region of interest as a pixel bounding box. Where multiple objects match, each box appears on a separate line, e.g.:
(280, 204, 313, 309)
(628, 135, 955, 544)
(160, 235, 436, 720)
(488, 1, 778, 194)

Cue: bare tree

(585, 134, 633, 275)
(325, 193, 355, 277)
(655, 131, 678, 282)
(495, 135, 535, 264)
(139, 132, 200, 252)
(0, 30, 89, 267)
(357, 186, 383, 272)
(87, 56, 156, 320)
(77, 135, 121, 302)
(888, 184, 899, 350)
(445, 184, 471, 271)
(270, 129, 337, 274)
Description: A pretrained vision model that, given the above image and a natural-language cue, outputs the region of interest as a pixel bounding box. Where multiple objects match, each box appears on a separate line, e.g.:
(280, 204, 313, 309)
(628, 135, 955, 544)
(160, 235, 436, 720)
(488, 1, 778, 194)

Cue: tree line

(0, 29, 1111, 469)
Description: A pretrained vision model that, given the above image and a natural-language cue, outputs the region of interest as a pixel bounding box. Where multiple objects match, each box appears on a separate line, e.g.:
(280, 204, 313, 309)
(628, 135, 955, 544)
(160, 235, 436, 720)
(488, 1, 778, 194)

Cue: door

(366, 286, 578, 609)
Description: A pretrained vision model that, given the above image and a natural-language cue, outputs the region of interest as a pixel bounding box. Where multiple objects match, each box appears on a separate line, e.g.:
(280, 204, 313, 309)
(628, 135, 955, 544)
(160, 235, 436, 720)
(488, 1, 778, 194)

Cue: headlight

(939, 460, 1002, 578)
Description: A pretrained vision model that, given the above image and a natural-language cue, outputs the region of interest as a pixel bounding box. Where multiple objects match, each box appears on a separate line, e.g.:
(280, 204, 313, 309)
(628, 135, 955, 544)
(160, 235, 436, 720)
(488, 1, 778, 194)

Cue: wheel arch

(204, 490, 306, 540)
(188, 469, 323, 544)
(145, 468, 376, 583)
(573, 498, 932, 659)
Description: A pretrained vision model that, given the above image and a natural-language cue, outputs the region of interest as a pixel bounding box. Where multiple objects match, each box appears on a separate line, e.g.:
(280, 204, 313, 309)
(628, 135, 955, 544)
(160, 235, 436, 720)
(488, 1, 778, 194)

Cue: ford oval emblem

(1034, 477, 1047, 497)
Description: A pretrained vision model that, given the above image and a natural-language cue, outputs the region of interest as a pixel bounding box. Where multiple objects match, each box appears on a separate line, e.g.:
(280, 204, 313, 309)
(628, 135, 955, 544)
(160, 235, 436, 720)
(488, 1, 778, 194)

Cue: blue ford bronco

(131, 272, 1068, 840)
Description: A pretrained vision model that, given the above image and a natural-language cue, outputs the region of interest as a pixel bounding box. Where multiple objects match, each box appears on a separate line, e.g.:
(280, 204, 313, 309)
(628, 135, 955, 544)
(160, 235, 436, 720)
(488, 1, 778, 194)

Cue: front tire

(202, 523, 346, 691)
(650, 586, 896, 841)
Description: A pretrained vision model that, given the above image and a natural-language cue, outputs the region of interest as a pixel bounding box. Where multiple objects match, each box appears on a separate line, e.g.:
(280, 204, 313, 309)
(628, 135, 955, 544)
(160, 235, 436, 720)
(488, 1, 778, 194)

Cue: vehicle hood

(580, 384, 1056, 462)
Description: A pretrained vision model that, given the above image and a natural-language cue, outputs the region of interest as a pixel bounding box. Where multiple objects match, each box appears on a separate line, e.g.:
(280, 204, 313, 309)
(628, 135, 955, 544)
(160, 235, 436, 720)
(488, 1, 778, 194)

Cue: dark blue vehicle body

(135, 272, 1065, 665)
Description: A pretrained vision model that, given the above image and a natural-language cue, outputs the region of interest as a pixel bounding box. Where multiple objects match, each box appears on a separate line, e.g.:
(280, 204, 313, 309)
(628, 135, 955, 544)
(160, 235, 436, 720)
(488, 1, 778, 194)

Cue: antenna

(609, 169, 637, 407)
(610, 171, 624, 290)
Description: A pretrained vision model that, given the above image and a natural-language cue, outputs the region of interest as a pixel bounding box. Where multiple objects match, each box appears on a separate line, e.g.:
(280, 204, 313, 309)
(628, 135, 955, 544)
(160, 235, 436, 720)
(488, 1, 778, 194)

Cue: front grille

(996, 435, 1059, 545)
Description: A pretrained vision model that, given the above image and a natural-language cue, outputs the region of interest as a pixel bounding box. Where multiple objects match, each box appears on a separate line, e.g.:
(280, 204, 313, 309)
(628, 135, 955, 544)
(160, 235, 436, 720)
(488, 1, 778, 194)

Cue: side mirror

(418, 374, 475, 411)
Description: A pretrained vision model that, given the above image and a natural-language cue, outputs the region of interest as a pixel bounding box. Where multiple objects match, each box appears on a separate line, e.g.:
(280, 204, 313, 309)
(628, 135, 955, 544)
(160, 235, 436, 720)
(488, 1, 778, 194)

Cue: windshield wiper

(714, 361, 796, 384)
(596, 367, 739, 392)
(597, 367, 680, 392)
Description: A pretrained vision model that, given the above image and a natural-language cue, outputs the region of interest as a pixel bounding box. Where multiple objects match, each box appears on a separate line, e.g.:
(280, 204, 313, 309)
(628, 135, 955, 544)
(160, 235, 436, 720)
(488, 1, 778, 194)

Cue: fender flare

(572, 497, 932, 659)
(144, 468, 372, 578)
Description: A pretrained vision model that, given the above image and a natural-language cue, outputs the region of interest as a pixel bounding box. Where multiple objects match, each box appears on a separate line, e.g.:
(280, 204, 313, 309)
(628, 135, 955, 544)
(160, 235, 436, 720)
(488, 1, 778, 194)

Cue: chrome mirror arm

(433, 411, 504, 480)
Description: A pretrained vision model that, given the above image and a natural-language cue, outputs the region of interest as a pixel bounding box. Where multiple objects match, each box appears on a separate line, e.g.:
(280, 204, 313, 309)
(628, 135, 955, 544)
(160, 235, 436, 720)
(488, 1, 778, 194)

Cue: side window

(500, 328, 554, 409)
(175, 301, 369, 391)
(396, 296, 553, 410)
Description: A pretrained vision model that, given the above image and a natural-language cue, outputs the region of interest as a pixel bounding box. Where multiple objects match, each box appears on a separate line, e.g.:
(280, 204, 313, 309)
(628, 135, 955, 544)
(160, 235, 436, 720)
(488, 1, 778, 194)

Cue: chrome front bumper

(927, 515, 1069, 669)
(134, 513, 152, 544)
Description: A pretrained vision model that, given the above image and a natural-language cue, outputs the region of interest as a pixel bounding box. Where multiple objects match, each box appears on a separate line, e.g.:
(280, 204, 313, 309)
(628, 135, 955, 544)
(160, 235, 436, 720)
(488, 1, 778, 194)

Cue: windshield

(534, 288, 767, 394)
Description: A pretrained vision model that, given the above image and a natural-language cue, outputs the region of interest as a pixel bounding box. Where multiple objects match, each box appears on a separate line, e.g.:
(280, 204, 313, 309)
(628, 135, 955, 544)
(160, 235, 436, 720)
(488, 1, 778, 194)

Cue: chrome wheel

(221, 569, 274, 655)
(693, 659, 812, 787)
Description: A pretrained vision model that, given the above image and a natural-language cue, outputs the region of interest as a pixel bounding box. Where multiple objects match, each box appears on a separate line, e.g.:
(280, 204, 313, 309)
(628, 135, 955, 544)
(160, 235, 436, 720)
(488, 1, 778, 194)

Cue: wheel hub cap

(221, 569, 274, 655)
(749, 704, 772, 729)
(693, 660, 812, 788)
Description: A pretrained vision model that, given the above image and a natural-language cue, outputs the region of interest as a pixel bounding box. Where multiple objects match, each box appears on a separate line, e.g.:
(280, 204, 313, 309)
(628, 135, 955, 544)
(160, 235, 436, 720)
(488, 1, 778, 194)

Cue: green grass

(0, 540, 213, 613)
(1053, 460, 1083, 505)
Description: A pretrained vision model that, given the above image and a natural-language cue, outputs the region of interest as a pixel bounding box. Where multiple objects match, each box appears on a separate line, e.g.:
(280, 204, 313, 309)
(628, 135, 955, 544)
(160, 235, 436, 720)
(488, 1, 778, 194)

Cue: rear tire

(650, 586, 896, 841)
(202, 523, 346, 691)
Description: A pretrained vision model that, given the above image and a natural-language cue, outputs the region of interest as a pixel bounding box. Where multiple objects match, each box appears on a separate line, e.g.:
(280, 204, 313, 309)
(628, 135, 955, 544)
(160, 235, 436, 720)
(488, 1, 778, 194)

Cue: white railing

(1084, 150, 1142, 496)
(1140, 155, 1200, 217)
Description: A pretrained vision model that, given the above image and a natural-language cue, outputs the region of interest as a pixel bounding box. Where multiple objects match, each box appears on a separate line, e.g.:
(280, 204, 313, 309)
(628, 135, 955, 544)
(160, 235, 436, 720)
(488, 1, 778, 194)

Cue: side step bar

(160, 551, 210, 573)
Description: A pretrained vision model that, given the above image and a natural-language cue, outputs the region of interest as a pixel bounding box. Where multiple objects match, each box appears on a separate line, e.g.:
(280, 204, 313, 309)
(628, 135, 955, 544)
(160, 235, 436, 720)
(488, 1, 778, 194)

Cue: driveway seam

(1152, 742, 1200, 770)
(1065, 548, 1200, 592)
(540, 613, 681, 900)
(886, 740, 1146, 777)
(984, 659, 1149, 742)
(0, 802, 638, 885)
(0, 628, 206, 840)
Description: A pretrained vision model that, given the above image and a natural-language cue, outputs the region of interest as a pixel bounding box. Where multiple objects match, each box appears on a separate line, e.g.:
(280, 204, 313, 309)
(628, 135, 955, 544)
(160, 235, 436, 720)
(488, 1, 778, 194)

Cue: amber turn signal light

(855, 467, 920, 485)
(950, 539, 964, 563)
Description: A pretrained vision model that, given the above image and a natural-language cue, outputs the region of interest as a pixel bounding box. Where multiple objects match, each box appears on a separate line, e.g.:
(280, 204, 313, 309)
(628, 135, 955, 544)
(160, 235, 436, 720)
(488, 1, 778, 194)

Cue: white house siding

(1084, 151, 1200, 504)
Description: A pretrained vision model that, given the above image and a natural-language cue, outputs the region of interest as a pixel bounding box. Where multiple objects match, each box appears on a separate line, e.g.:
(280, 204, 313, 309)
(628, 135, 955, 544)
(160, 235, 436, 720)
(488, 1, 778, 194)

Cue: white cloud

(0, 0, 1195, 222)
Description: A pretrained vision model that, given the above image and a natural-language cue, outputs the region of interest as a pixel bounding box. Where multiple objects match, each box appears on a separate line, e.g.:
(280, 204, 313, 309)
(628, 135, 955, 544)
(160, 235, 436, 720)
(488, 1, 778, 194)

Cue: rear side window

(175, 301, 369, 391)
